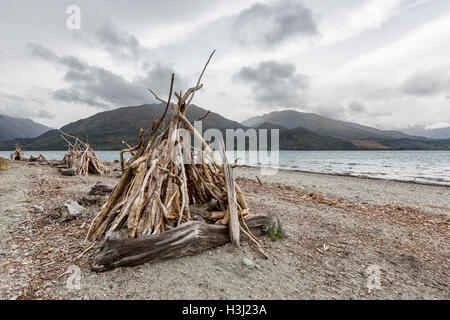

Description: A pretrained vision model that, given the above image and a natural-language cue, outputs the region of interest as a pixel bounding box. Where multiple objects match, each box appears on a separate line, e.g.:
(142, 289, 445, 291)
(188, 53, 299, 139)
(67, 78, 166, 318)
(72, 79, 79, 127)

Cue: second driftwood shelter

(60, 132, 108, 176)
(87, 51, 274, 271)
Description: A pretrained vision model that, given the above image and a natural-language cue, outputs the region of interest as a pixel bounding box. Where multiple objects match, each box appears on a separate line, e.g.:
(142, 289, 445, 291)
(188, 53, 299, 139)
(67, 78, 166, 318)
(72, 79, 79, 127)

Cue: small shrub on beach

(0, 157, 8, 171)
(268, 218, 285, 240)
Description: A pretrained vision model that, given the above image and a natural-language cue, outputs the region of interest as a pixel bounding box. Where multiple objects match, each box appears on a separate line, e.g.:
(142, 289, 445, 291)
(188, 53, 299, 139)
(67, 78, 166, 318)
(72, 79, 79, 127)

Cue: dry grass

(0, 157, 8, 171)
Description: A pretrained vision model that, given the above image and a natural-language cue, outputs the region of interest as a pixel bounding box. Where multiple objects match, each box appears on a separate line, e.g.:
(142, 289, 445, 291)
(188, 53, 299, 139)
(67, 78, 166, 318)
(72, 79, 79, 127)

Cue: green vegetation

(0, 157, 8, 171)
(268, 218, 285, 240)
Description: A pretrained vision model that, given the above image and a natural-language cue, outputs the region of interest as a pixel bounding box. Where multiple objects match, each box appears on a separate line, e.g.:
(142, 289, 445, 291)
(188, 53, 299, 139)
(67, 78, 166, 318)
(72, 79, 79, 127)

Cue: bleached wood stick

(219, 140, 240, 248)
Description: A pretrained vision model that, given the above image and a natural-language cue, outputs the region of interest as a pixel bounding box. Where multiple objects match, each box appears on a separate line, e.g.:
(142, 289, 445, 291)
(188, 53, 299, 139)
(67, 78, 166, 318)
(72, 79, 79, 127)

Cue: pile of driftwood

(87, 51, 270, 271)
(10, 144, 26, 161)
(61, 132, 108, 175)
(29, 154, 47, 163)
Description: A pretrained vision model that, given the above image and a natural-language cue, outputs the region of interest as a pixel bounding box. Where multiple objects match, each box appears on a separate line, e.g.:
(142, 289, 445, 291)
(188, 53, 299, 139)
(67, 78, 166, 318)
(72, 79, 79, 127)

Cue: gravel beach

(234, 166, 450, 216)
(0, 161, 448, 300)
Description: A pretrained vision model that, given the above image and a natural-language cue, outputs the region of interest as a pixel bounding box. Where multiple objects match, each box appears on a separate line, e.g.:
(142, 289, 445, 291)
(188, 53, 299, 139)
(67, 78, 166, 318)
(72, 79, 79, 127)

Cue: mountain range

(0, 104, 245, 150)
(0, 115, 50, 142)
(243, 110, 422, 141)
(0, 105, 448, 151)
(244, 110, 449, 150)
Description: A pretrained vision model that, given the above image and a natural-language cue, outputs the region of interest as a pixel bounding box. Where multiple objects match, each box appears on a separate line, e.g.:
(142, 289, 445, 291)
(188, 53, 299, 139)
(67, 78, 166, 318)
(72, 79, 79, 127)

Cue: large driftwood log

(88, 182, 114, 196)
(60, 167, 77, 176)
(90, 215, 273, 272)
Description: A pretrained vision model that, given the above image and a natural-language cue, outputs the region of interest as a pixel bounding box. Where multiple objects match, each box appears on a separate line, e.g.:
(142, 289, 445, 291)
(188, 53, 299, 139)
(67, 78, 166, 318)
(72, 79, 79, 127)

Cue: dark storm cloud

(401, 70, 450, 96)
(233, 0, 318, 48)
(28, 44, 186, 109)
(233, 60, 308, 107)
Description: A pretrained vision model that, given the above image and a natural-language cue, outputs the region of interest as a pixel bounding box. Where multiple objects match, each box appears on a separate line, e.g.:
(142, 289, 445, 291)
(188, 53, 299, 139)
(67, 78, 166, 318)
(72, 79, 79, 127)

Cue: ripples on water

(1, 150, 449, 186)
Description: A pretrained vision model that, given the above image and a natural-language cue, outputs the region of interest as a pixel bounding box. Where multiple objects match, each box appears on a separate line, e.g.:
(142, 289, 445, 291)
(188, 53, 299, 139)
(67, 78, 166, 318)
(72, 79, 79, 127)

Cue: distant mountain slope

(0, 115, 51, 142)
(279, 127, 356, 150)
(243, 110, 422, 141)
(251, 122, 448, 150)
(253, 122, 355, 150)
(353, 138, 450, 150)
(400, 126, 450, 139)
(0, 104, 245, 150)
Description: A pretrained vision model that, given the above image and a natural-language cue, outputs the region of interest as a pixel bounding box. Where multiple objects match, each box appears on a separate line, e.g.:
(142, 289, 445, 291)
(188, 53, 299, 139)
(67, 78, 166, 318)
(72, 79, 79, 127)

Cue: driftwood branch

(195, 110, 210, 122)
(149, 73, 174, 138)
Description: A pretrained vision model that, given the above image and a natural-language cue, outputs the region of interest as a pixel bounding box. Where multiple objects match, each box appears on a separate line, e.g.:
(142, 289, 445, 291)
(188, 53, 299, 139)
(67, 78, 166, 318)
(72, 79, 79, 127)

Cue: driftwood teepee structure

(61, 132, 108, 175)
(87, 51, 265, 261)
(10, 144, 26, 161)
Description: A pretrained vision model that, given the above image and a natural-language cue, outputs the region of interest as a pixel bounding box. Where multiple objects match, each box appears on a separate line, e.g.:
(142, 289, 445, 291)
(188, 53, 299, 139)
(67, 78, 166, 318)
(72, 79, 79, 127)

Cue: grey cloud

(401, 70, 450, 96)
(233, 0, 318, 48)
(233, 60, 308, 108)
(29, 44, 87, 72)
(53, 89, 109, 109)
(141, 64, 187, 96)
(0, 91, 53, 119)
(313, 105, 345, 120)
(36, 109, 54, 119)
(29, 44, 187, 110)
(0, 91, 25, 103)
(27, 44, 58, 62)
(346, 100, 367, 114)
(84, 22, 179, 91)
(83, 21, 148, 63)
(314, 101, 387, 123)
(339, 99, 390, 121)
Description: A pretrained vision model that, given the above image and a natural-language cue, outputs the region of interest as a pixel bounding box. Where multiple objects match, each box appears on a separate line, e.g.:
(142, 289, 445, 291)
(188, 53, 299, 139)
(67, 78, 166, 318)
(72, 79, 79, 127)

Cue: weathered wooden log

(60, 167, 77, 176)
(90, 214, 273, 272)
(88, 182, 114, 196)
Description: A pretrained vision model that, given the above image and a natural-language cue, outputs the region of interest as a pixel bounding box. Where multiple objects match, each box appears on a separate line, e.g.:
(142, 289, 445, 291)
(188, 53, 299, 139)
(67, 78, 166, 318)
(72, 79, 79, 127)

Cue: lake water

(1, 150, 449, 186)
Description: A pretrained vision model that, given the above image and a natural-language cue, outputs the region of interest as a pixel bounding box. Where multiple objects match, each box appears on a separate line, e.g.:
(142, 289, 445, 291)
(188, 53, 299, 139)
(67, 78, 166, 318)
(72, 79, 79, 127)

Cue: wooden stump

(88, 182, 114, 196)
(60, 168, 77, 176)
(90, 215, 273, 272)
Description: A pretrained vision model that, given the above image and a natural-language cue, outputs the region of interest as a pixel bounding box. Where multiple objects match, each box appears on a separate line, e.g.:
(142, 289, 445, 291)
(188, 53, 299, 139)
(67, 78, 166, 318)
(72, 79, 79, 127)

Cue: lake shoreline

(237, 164, 450, 187)
(2, 150, 448, 187)
(235, 166, 450, 217)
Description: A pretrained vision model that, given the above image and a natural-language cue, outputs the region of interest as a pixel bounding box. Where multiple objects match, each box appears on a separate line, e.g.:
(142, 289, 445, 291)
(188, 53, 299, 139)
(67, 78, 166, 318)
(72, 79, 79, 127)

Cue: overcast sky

(0, 0, 449, 130)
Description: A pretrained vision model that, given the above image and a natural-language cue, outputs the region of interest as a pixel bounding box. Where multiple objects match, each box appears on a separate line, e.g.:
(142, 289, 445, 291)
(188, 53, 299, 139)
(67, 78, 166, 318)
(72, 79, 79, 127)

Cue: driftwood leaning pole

(87, 51, 271, 271)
